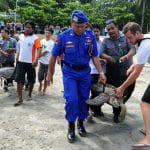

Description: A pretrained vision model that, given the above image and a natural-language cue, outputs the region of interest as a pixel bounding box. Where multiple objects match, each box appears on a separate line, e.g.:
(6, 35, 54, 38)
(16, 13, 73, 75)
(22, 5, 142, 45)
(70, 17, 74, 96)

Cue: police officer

(46, 10, 106, 143)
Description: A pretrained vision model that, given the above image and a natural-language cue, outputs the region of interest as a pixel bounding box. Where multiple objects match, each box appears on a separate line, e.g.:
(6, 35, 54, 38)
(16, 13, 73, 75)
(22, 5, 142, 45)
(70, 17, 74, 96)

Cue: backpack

(137, 38, 150, 46)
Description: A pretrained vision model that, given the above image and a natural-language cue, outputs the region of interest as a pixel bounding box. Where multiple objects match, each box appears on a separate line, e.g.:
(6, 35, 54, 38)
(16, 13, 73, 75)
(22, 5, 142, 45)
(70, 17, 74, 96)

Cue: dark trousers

(90, 74, 103, 114)
(106, 63, 136, 116)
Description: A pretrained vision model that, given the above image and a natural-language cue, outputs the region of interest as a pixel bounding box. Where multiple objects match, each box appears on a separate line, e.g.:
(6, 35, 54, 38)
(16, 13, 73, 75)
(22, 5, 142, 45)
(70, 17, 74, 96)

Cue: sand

(0, 63, 149, 150)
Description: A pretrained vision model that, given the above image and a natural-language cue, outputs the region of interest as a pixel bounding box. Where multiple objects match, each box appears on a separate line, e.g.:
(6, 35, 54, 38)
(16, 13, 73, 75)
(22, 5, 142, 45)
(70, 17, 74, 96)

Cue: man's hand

(115, 85, 125, 98)
(46, 72, 53, 86)
(99, 73, 107, 84)
(6, 48, 12, 53)
(32, 59, 38, 67)
(0, 49, 9, 57)
(108, 56, 116, 64)
(119, 55, 128, 63)
(100, 58, 107, 64)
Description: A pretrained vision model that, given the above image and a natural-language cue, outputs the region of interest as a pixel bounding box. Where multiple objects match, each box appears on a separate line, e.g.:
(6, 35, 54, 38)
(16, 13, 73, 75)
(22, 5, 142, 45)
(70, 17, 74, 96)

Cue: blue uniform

(52, 28, 98, 122)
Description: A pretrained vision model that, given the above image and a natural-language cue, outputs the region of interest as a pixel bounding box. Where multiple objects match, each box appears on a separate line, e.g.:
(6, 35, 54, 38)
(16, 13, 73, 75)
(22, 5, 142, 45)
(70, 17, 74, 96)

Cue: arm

(39, 51, 49, 58)
(32, 47, 42, 67)
(119, 49, 136, 62)
(7, 48, 16, 53)
(16, 51, 19, 61)
(32, 38, 42, 67)
(46, 55, 56, 85)
(0, 49, 9, 57)
(116, 64, 144, 97)
(99, 57, 107, 64)
(92, 56, 107, 84)
(101, 53, 116, 64)
(7, 38, 17, 53)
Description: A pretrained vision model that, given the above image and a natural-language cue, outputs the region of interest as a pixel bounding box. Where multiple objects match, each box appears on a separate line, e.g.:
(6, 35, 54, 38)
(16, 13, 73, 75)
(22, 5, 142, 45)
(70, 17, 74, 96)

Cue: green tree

(90, 0, 135, 28)
(0, 0, 9, 11)
(18, 0, 58, 27)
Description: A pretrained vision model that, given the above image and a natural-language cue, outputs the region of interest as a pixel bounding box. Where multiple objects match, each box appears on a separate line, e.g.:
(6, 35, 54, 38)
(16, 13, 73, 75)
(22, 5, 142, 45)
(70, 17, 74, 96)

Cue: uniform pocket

(65, 47, 76, 54)
(64, 47, 77, 62)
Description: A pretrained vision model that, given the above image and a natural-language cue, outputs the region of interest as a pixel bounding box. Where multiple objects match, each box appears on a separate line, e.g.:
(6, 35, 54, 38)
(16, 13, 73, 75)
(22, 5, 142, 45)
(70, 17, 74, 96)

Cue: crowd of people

(0, 10, 149, 149)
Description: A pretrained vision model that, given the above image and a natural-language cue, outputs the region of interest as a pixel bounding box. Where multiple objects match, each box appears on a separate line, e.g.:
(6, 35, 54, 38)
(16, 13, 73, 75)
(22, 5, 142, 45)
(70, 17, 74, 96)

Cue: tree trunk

(141, 0, 146, 31)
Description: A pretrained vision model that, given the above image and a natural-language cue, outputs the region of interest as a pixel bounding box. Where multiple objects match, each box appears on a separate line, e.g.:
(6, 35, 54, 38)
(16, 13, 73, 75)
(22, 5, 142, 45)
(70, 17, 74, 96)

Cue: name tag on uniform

(65, 41, 75, 48)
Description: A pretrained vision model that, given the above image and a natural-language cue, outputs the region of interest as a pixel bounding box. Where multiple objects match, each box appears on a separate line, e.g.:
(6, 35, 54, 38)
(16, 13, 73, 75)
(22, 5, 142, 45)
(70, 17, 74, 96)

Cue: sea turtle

(0, 67, 15, 79)
(87, 83, 126, 122)
(87, 83, 124, 108)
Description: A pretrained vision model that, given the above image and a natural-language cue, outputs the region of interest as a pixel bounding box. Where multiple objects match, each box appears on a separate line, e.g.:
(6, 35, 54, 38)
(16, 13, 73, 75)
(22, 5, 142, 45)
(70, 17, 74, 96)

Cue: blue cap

(71, 10, 88, 23)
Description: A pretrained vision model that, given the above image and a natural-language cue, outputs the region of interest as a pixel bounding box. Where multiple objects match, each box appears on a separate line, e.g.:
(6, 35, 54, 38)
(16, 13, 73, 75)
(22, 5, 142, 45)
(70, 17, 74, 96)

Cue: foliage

(0, 0, 9, 11)
(0, 16, 13, 23)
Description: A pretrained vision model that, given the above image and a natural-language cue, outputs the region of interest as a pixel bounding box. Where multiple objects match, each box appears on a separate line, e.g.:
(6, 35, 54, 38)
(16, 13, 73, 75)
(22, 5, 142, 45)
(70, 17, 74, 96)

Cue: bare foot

(26, 96, 32, 101)
(38, 84, 42, 92)
(41, 91, 46, 96)
(134, 138, 150, 146)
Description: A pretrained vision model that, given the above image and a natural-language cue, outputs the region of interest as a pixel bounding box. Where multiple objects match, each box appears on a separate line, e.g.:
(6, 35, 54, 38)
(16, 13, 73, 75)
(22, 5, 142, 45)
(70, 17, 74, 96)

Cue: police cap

(71, 10, 88, 23)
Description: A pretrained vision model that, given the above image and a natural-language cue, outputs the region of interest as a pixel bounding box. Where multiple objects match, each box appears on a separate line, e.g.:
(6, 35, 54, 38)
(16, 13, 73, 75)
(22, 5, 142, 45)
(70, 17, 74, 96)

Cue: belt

(63, 61, 88, 70)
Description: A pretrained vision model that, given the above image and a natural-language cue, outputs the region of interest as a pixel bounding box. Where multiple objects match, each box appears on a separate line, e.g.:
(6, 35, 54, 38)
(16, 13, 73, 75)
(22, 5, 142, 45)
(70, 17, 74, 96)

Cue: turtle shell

(105, 84, 123, 108)
(86, 93, 109, 106)
(87, 83, 123, 107)
(0, 67, 15, 79)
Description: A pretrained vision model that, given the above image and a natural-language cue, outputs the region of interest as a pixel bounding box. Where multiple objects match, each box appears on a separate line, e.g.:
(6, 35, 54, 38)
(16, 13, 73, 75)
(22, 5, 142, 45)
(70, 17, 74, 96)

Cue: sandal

(132, 143, 150, 149)
(139, 128, 146, 135)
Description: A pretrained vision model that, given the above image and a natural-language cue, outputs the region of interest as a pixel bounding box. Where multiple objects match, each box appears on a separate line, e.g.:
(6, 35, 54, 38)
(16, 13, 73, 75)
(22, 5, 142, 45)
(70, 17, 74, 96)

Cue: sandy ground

(0, 63, 149, 150)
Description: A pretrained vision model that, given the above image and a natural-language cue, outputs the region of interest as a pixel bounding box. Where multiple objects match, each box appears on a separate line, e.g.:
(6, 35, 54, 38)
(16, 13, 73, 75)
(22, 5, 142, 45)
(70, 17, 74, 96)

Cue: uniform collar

(69, 28, 86, 37)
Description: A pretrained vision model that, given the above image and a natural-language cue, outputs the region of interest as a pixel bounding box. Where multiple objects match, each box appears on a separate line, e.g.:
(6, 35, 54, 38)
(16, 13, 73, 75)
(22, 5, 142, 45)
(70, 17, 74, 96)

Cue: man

(38, 28, 54, 95)
(89, 22, 106, 117)
(0, 29, 17, 92)
(14, 20, 42, 106)
(101, 19, 136, 123)
(46, 10, 106, 143)
(116, 22, 150, 148)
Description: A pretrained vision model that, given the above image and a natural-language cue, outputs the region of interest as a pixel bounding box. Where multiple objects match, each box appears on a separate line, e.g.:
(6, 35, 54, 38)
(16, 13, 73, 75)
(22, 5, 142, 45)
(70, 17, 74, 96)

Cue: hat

(105, 19, 117, 26)
(71, 10, 88, 23)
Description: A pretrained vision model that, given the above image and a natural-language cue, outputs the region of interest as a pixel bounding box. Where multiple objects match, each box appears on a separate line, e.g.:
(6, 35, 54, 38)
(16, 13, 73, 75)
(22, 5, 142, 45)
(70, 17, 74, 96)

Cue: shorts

(15, 61, 36, 84)
(142, 84, 150, 103)
(38, 62, 48, 81)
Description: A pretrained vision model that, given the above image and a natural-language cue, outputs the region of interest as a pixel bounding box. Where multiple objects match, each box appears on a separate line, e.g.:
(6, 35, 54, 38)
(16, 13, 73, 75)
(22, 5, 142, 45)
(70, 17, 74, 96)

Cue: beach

(0, 63, 149, 150)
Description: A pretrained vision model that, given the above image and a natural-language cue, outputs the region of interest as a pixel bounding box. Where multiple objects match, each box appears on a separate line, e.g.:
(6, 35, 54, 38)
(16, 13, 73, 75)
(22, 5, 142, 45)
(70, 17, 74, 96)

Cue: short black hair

(1, 28, 9, 34)
(24, 20, 35, 29)
(91, 22, 100, 30)
(45, 27, 54, 34)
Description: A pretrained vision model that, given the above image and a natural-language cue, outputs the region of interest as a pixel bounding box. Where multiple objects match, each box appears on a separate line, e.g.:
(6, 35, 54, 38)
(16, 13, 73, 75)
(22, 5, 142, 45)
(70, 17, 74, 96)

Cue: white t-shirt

(17, 34, 41, 63)
(135, 36, 150, 64)
(39, 38, 54, 65)
(90, 38, 102, 74)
